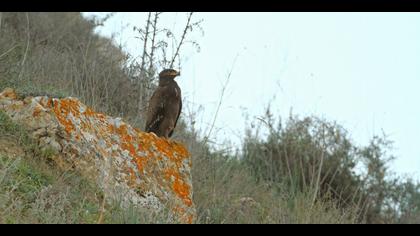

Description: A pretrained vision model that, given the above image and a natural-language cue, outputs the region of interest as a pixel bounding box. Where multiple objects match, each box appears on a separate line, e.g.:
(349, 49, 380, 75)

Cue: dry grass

(2, 12, 417, 224)
(189, 146, 359, 224)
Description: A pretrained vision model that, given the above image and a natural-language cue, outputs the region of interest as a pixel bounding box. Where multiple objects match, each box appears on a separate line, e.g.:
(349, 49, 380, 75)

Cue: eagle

(145, 69, 182, 138)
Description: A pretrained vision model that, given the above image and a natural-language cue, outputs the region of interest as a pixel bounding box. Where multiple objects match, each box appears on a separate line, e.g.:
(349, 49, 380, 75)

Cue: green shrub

(241, 108, 420, 223)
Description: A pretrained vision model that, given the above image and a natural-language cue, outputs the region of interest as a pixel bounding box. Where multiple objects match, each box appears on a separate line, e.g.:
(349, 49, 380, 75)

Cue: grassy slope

(0, 12, 360, 224)
(0, 111, 102, 223)
(0, 101, 358, 224)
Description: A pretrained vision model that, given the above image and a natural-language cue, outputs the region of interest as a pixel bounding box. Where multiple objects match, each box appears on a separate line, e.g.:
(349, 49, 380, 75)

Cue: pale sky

(83, 12, 420, 180)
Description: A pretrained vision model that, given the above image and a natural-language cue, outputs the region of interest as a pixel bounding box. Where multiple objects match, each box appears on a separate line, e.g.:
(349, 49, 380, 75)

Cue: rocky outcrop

(0, 88, 195, 223)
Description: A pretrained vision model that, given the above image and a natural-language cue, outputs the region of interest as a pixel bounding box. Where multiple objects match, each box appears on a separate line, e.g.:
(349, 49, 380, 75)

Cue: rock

(39, 136, 62, 152)
(32, 127, 48, 139)
(1, 88, 17, 99)
(233, 197, 261, 213)
(236, 197, 259, 208)
(0, 88, 196, 223)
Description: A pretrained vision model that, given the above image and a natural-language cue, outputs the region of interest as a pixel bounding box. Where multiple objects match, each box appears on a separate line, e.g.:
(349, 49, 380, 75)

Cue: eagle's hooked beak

(167, 70, 180, 77)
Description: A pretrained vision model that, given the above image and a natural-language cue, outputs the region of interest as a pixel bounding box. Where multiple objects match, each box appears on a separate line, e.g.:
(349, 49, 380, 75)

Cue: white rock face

(0, 88, 196, 223)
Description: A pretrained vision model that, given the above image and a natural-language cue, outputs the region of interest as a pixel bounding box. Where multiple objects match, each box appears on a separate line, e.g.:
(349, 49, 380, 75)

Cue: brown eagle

(145, 69, 182, 138)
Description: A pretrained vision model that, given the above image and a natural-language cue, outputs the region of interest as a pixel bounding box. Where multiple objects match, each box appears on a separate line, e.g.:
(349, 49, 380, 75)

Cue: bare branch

(0, 44, 19, 60)
(18, 12, 30, 80)
(169, 12, 193, 68)
(139, 12, 152, 78)
(148, 12, 160, 74)
(203, 54, 239, 144)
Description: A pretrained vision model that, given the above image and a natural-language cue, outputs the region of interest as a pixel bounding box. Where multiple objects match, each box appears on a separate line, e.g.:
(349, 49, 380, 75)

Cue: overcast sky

(84, 12, 420, 180)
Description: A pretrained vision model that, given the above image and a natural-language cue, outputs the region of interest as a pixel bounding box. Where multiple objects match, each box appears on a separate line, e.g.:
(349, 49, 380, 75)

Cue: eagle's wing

(145, 88, 165, 132)
(168, 98, 181, 138)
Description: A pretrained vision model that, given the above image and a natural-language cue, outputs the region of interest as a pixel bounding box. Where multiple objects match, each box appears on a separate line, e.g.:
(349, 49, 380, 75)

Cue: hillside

(0, 89, 359, 224)
(1, 12, 419, 224)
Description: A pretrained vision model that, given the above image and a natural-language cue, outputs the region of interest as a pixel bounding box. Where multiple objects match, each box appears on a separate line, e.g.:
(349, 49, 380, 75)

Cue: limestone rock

(0, 88, 195, 223)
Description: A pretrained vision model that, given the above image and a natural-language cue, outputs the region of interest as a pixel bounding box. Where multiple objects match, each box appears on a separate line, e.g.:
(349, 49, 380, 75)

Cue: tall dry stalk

(169, 12, 193, 68)
(139, 12, 152, 78)
(18, 12, 30, 81)
(203, 54, 239, 144)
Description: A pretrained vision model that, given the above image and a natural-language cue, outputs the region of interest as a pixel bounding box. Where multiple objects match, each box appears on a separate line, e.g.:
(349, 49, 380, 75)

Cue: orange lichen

(122, 142, 136, 156)
(83, 107, 95, 117)
(164, 168, 192, 207)
(56, 115, 75, 134)
(32, 105, 42, 117)
(48, 98, 83, 135)
(131, 131, 193, 209)
(154, 139, 174, 159)
(132, 154, 150, 173)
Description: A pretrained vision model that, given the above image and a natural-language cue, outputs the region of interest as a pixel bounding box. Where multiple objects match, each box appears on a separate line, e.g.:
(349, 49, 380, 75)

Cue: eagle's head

(159, 69, 180, 80)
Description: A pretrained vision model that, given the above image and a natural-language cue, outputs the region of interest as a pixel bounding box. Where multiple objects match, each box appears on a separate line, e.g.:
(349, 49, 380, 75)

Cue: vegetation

(0, 12, 419, 224)
(241, 109, 420, 223)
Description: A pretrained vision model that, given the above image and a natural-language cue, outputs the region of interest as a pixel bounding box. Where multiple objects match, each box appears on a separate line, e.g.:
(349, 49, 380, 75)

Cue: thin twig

(203, 54, 239, 144)
(97, 192, 107, 224)
(97, 151, 114, 224)
(311, 124, 326, 208)
(18, 12, 30, 80)
(169, 12, 193, 68)
(0, 45, 19, 60)
(148, 12, 160, 73)
(139, 12, 152, 77)
(137, 13, 152, 115)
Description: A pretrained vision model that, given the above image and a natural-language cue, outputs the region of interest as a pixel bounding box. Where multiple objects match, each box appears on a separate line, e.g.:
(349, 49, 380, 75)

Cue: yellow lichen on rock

(0, 88, 196, 223)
